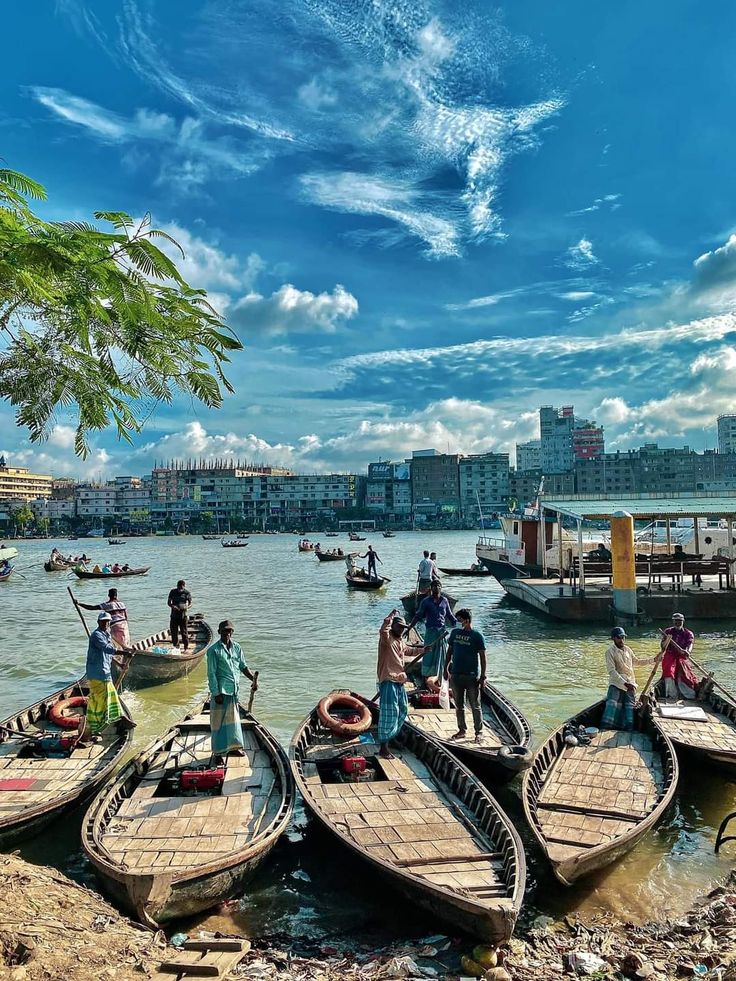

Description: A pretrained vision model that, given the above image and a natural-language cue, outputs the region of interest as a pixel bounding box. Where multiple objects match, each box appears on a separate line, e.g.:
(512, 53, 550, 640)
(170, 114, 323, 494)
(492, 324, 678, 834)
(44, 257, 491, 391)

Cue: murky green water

(2, 532, 735, 939)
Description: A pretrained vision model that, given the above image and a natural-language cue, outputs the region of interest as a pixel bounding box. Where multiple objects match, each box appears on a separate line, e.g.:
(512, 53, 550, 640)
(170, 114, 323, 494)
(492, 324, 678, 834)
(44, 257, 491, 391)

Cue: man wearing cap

(660, 613, 699, 698)
(80, 611, 134, 742)
(207, 620, 258, 760)
(377, 609, 425, 759)
(407, 581, 458, 687)
(601, 627, 657, 731)
(168, 579, 192, 650)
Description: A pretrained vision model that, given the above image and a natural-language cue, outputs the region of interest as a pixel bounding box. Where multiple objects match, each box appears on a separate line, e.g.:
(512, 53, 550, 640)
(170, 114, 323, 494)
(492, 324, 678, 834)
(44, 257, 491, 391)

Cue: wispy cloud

(563, 237, 600, 269)
(567, 192, 621, 216)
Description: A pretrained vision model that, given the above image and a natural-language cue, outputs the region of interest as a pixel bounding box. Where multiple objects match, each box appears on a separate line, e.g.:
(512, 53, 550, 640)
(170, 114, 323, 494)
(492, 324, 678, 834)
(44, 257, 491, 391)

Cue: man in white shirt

(601, 627, 656, 731)
(417, 550, 434, 592)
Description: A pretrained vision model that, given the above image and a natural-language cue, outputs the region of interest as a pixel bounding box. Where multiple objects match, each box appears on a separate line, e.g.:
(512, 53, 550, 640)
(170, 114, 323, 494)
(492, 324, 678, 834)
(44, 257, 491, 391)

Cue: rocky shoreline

(2, 853, 735, 980)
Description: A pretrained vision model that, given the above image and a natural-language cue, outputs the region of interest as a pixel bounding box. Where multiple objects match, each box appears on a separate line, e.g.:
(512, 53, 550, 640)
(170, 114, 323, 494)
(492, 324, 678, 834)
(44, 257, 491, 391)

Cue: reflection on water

(2, 532, 736, 937)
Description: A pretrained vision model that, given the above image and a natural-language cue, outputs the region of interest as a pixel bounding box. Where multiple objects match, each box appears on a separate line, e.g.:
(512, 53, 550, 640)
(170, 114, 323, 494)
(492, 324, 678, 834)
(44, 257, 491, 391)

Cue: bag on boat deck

(438, 675, 451, 711)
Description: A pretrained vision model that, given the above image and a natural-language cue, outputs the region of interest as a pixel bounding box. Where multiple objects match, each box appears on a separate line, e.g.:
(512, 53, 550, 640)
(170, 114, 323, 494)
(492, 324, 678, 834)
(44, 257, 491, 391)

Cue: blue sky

(3, 0, 736, 477)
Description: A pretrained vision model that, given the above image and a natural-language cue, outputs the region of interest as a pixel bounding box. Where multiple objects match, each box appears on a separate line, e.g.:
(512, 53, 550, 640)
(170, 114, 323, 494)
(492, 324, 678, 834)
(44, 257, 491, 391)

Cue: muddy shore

(2, 853, 735, 980)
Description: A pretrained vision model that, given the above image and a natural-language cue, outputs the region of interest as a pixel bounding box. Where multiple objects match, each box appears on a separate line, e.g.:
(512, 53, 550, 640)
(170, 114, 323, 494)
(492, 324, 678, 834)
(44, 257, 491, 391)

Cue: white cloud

(564, 237, 599, 269)
(230, 283, 358, 335)
(298, 77, 338, 110)
(693, 234, 736, 295)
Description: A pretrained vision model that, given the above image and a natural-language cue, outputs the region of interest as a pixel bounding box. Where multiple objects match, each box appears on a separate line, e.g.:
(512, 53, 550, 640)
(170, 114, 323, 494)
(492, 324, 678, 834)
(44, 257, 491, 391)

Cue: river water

(1, 532, 735, 941)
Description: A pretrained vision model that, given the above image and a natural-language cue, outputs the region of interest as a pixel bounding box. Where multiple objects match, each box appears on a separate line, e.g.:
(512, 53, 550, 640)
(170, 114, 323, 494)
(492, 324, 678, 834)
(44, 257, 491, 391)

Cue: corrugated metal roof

(540, 494, 736, 520)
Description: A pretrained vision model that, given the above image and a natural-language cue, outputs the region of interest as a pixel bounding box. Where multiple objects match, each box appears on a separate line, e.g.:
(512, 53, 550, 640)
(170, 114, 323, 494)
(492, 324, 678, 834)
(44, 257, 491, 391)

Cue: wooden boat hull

(438, 568, 493, 577)
(316, 552, 343, 562)
(522, 701, 678, 885)
(291, 692, 525, 944)
(345, 574, 388, 590)
(404, 682, 533, 783)
(0, 567, 13, 582)
(400, 591, 458, 619)
(83, 700, 294, 925)
(649, 678, 736, 775)
(72, 567, 150, 579)
(44, 559, 74, 572)
(116, 616, 213, 688)
(0, 679, 133, 849)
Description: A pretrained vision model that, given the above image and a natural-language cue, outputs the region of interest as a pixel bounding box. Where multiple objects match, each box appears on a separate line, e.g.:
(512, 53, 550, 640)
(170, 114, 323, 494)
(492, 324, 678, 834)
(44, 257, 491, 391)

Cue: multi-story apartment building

(539, 406, 604, 473)
(410, 450, 461, 517)
(30, 497, 76, 523)
(575, 444, 736, 495)
(76, 484, 117, 518)
(0, 456, 53, 503)
(572, 425, 605, 461)
(516, 439, 541, 470)
(459, 453, 510, 520)
(365, 462, 412, 518)
(718, 415, 736, 455)
(112, 476, 151, 518)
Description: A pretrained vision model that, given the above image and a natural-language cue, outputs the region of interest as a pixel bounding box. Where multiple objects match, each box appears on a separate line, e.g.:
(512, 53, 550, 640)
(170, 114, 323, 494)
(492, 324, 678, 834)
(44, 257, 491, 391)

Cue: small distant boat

(108, 539, 125, 546)
(83, 699, 294, 925)
(45, 554, 82, 572)
(400, 589, 458, 620)
(115, 615, 213, 688)
(0, 564, 14, 582)
(298, 541, 316, 552)
(291, 691, 525, 944)
(348, 532, 366, 541)
(522, 701, 678, 885)
(0, 678, 133, 848)
(72, 566, 150, 579)
(382, 530, 396, 538)
(316, 551, 344, 562)
(325, 532, 339, 538)
(345, 571, 389, 590)
(202, 534, 222, 540)
(222, 539, 249, 548)
(439, 566, 493, 577)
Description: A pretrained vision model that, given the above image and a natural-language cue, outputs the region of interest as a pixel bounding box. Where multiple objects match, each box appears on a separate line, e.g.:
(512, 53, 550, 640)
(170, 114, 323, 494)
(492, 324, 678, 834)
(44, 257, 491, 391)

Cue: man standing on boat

(417, 550, 434, 592)
(80, 611, 134, 743)
(660, 613, 699, 698)
(360, 544, 382, 580)
(445, 609, 487, 744)
(167, 579, 192, 650)
(376, 610, 427, 759)
(78, 587, 130, 648)
(601, 627, 656, 731)
(407, 581, 457, 686)
(207, 619, 258, 761)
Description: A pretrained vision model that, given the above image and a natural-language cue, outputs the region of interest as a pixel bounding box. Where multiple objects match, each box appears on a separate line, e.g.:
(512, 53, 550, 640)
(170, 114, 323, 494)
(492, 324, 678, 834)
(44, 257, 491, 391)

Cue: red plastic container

(340, 756, 367, 776)
(418, 692, 440, 708)
(180, 767, 225, 791)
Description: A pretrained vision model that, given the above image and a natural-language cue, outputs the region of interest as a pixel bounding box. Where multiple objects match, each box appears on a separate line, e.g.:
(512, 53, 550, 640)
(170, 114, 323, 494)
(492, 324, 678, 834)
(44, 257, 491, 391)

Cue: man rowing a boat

(360, 544, 382, 580)
(377, 610, 426, 759)
(80, 611, 134, 743)
(601, 627, 657, 731)
(660, 613, 699, 698)
(207, 619, 258, 761)
(407, 581, 457, 688)
(167, 579, 192, 650)
(78, 587, 130, 647)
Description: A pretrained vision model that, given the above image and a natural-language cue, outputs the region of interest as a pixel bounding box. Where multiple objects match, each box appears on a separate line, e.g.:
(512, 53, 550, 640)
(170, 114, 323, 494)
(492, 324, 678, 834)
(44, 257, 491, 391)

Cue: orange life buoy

(48, 696, 87, 729)
(317, 693, 372, 737)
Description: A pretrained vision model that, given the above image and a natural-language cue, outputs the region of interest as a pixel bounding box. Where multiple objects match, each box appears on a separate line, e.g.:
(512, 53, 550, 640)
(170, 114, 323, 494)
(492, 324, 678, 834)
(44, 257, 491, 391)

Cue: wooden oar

(68, 585, 90, 638)
(247, 670, 260, 714)
(638, 636, 670, 705)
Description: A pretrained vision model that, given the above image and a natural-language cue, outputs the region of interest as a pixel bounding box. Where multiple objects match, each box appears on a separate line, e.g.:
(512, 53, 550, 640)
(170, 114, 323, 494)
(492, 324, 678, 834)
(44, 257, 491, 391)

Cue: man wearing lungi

(601, 627, 656, 731)
(207, 619, 258, 760)
(407, 581, 457, 686)
(660, 613, 699, 698)
(377, 610, 416, 759)
(80, 611, 133, 743)
(78, 587, 130, 647)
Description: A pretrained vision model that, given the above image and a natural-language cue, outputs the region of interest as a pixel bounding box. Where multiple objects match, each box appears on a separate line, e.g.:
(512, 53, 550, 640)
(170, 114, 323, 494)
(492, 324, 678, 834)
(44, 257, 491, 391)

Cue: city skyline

(3, 2, 736, 478)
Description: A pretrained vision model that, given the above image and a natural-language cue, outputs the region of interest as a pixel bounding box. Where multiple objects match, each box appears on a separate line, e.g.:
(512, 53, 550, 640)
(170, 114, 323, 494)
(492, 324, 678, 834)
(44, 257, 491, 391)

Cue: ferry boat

(475, 510, 568, 581)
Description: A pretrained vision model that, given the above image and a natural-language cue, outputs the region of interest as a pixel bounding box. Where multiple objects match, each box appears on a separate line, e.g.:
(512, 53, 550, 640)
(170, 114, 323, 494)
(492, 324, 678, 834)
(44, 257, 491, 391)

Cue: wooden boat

(82, 699, 294, 925)
(0, 679, 134, 849)
(108, 539, 125, 545)
(439, 567, 493, 578)
(404, 681, 533, 782)
(400, 589, 458, 620)
(316, 551, 344, 562)
(345, 571, 389, 590)
(72, 566, 150, 579)
(291, 691, 525, 943)
(221, 540, 248, 548)
(522, 701, 678, 885)
(44, 556, 75, 572)
(114, 615, 213, 688)
(382, 531, 396, 538)
(325, 532, 339, 537)
(202, 534, 222, 540)
(348, 533, 366, 541)
(0, 564, 14, 582)
(298, 542, 316, 552)
(649, 675, 736, 774)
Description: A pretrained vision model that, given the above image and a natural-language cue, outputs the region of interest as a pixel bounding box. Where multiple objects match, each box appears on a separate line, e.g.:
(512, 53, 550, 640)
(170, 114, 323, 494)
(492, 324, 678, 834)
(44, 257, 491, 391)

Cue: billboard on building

(394, 463, 410, 481)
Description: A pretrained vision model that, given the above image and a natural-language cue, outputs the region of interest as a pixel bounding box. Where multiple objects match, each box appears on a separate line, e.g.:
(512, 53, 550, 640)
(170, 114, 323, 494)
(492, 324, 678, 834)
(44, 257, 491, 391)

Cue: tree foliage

(0, 167, 242, 457)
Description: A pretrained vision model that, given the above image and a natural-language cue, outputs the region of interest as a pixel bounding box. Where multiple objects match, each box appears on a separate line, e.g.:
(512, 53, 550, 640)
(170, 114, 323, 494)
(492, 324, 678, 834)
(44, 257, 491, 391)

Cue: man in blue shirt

(444, 608, 487, 743)
(407, 581, 457, 684)
(81, 611, 133, 741)
(207, 619, 258, 761)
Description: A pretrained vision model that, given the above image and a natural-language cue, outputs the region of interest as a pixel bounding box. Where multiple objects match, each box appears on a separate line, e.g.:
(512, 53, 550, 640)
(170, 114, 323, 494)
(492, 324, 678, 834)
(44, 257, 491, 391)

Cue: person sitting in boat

(315, 542, 322, 552)
(407, 581, 458, 688)
(337, 547, 343, 556)
(111, 563, 122, 573)
(121, 564, 130, 572)
(0, 558, 10, 575)
(601, 627, 656, 731)
(207, 619, 258, 763)
(660, 613, 699, 699)
(79, 611, 135, 744)
(377, 610, 425, 759)
(359, 544, 382, 580)
(92, 563, 103, 574)
(445, 609, 487, 744)
(101, 564, 112, 574)
(78, 587, 130, 648)
(345, 552, 359, 576)
(417, 550, 434, 592)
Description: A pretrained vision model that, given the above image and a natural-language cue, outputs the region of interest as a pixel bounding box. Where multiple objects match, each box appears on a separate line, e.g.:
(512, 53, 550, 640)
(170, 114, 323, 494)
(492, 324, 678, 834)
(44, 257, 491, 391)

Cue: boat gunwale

(72, 567, 150, 579)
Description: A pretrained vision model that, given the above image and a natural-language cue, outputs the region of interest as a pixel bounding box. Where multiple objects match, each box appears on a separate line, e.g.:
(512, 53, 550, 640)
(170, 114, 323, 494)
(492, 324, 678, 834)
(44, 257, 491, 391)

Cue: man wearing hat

(207, 620, 258, 759)
(376, 609, 425, 759)
(660, 613, 698, 698)
(601, 627, 657, 731)
(80, 611, 134, 742)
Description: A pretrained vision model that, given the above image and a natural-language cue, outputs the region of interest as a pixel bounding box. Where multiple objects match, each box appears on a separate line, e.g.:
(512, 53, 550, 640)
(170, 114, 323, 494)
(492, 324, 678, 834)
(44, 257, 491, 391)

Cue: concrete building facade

(718, 415, 736, 455)
(0, 458, 53, 503)
(459, 453, 510, 520)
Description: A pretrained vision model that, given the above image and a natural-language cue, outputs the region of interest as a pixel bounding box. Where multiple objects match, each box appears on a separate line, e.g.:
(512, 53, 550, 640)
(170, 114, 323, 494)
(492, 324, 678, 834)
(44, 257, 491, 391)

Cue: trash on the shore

(170, 933, 189, 948)
(565, 950, 607, 975)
